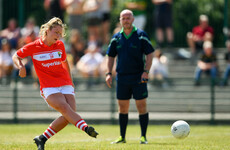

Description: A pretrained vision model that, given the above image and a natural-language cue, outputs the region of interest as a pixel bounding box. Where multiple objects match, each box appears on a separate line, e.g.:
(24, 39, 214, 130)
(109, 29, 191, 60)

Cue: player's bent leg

(34, 125, 58, 149)
(64, 94, 98, 138)
(48, 94, 77, 131)
(47, 94, 77, 133)
(64, 94, 76, 111)
(46, 93, 82, 125)
(33, 94, 99, 150)
(44, 93, 98, 138)
(33, 118, 68, 150)
(33, 111, 70, 149)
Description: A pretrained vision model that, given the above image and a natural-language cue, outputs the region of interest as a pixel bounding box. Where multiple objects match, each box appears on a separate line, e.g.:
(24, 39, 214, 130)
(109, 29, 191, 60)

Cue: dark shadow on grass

(125, 142, 156, 146)
(125, 142, 177, 146)
(154, 142, 178, 146)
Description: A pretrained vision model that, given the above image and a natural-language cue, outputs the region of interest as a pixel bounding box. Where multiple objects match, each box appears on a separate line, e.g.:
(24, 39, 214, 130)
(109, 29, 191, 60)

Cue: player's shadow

(127, 142, 177, 146)
(154, 142, 178, 146)
(126, 142, 155, 145)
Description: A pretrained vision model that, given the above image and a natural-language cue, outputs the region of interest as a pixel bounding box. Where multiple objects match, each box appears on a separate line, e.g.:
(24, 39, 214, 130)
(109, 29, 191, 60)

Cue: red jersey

(192, 25, 214, 39)
(17, 39, 72, 89)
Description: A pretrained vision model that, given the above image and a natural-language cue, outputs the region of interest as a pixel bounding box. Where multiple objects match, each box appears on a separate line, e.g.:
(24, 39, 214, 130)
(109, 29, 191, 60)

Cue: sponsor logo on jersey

(42, 61, 61, 68)
(33, 50, 62, 61)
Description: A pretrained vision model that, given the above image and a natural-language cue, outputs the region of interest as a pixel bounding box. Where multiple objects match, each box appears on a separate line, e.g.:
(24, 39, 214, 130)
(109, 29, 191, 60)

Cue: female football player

(12, 17, 98, 150)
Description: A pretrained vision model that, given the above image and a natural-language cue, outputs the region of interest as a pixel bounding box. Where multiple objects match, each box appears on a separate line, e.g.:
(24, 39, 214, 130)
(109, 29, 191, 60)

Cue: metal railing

(0, 77, 229, 124)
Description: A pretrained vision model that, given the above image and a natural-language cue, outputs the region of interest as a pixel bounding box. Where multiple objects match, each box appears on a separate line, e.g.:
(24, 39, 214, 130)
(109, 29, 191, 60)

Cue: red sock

(43, 126, 57, 139)
(75, 119, 88, 131)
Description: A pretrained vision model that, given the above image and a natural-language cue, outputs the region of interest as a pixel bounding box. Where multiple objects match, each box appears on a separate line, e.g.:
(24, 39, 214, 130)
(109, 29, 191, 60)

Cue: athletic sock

(119, 113, 128, 139)
(75, 119, 88, 131)
(139, 113, 149, 137)
(42, 126, 57, 141)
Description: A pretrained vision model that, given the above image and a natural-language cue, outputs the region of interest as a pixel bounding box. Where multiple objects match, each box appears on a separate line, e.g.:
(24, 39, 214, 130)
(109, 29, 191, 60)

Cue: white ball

(171, 120, 190, 139)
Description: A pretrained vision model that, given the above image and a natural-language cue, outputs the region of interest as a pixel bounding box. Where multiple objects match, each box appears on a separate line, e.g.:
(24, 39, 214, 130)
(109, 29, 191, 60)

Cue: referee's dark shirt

(107, 25, 154, 83)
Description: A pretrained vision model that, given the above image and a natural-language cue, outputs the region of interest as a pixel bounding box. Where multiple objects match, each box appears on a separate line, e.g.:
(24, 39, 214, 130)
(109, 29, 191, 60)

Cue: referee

(105, 9, 154, 144)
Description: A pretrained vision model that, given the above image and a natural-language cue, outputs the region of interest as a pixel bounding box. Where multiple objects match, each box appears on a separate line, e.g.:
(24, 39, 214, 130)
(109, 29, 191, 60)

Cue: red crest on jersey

(49, 53, 54, 59)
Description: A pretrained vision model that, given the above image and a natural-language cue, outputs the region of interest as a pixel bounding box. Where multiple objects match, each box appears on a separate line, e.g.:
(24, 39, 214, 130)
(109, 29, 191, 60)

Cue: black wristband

(106, 72, 112, 76)
(144, 70, 149, 74)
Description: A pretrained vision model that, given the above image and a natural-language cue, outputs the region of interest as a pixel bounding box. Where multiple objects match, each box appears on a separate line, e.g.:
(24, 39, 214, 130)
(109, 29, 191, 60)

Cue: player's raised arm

(12, 52, 26, 78)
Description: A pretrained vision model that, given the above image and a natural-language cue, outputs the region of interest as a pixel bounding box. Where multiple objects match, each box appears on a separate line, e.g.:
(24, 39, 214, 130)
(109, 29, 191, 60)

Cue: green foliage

(1, 0, 229, 47)
(110, 0, 228, 47)
(173, 0, 226, 47)
(25, 0, 46, 26)
(2, 0, 46, 28)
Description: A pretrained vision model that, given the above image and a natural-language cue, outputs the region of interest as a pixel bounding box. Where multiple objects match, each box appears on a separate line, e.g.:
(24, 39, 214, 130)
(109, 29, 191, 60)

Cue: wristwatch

(144, 70, 149, 74)
(106, 72, 112, 76)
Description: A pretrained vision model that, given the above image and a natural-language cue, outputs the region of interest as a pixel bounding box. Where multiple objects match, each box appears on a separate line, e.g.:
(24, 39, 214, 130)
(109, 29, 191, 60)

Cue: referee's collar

(120, 24, 137, 39)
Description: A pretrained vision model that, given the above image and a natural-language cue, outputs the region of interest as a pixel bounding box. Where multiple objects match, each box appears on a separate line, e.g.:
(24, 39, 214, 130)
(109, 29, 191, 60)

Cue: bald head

(120, 9, 133, 18)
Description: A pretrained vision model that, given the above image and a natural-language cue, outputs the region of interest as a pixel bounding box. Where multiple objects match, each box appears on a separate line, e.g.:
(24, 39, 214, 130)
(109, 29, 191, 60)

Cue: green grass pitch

(0, 124, 229, 150)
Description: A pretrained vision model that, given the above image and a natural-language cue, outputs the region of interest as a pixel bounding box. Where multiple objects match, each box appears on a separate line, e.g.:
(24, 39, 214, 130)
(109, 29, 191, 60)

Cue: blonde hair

(39, 17, 66, 40)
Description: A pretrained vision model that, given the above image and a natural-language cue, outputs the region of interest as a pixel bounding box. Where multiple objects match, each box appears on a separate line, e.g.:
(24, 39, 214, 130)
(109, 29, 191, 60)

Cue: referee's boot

(140, 136, 148, 144)
(85, 126, 99, 138)
(111, 136, 126, 144)
(33, 135, 46, 150)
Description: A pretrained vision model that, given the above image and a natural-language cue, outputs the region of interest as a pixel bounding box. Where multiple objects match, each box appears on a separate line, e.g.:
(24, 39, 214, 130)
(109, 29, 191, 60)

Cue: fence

(0, 76, 229, 124)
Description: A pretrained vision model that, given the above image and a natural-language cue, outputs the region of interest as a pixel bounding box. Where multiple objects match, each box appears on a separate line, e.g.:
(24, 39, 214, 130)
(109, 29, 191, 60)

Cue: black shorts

(102, 13, 110, 22)
(116, 81, 148, 100)
(195, 41, 204, 50)
(154, 4, 173, 28)
(87, 17, 102, 26)
(155, 12, 172, 28)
